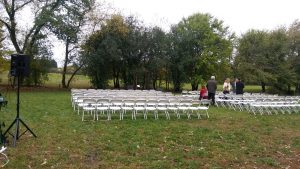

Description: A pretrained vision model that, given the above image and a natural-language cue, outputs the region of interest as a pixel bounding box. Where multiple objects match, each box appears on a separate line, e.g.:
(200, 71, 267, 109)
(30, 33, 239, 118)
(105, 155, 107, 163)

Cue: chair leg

(82, 110, 85, 121)
(144, 111, 147, 119)
(120, 110, 123, 120)
(166, 111, 170, 120)
(177, 110, 181, 119)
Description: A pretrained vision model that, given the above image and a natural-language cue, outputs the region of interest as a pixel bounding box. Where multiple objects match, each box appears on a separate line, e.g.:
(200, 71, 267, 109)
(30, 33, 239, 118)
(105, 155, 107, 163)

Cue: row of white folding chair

(222, 100, 256, 111)
(219, 98, 299, 113)
(72, 89, 174, 95)
(81, 99, 169, 121)
(80, 98, 209, 121)
(73, 96, 196, 110)
(248, 102, 300, 115)
(72, 94, 176, 105)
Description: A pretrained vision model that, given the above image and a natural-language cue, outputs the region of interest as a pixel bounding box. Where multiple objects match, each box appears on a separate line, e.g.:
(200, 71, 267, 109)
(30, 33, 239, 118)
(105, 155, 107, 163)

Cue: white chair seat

(157, 107, 167, 111)
(178, 106, 189, 110)
(110, 107, 121, 110)
(134, 107, 145, 111)
(122, 107, 133, 110)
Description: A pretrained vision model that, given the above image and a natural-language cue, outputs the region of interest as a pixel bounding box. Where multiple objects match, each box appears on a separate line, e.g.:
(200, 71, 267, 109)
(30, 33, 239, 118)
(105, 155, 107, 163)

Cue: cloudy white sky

(54, 0, 299, 66)
(110, 0, 299, 35)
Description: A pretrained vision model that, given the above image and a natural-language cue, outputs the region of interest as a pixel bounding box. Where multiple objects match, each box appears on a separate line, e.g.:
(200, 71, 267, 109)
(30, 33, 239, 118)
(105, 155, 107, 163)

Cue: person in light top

(223, 78, 231, 94)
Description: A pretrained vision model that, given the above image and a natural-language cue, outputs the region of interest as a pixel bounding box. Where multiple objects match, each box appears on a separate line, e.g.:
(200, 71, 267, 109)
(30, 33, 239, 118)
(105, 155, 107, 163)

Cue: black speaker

(10, 54, 30, 77)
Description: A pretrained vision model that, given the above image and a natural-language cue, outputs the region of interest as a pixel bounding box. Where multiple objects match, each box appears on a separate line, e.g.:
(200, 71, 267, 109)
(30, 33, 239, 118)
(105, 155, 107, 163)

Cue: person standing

(235, 78, 245, 95)
(223, 78, 231, 94)
(206, 76, 217, 105)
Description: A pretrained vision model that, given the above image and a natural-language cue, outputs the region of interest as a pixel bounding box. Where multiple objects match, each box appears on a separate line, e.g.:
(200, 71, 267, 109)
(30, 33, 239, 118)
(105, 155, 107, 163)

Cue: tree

(144, 27, 168, 89)
(288, 20, 300, 94)
(235, 28, 295, 93)
(81, 14, 129, 88)
(0, 0, 92, 85)
(47, 0, 94, 88)
(0, 22, 10, 82)
(170, 13, 234, 91)
(235, 30, 273, 92)
(0, 0, 58, 84)
(267, 28, 295, 93)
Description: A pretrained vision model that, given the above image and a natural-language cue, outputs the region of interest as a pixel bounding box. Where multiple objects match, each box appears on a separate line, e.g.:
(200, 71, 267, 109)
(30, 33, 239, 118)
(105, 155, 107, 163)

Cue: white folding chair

(168, 99, 180, 119)
(109, 99, 123, 120)
(178, 100, 192, 119)
(133, 100, 146, 119)
(157, 100, 170, 120)
(96, 99, 110, 120)
(82, 98, 96, 121)
(145, 100, 158, 119)
(122, 100, 135, 120)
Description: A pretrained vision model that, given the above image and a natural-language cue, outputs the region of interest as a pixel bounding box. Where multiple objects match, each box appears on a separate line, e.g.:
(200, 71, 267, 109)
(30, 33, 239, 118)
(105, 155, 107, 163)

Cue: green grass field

(0, 91, 299, 168)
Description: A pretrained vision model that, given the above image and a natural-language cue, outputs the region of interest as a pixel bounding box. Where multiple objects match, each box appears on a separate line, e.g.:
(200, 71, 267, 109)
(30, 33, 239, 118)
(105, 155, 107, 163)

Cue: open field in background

(0, 91, 299, 168)
(1, 72, 264, 92)
(47, 73, 91, 88)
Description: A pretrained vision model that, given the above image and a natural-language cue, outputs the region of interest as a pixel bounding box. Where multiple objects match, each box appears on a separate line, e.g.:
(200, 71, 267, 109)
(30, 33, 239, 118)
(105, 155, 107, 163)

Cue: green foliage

(235, 28, 297, 94)
(81, 14, 129, 88)
(169, 13, 234, 91)
(288, 20, 300, 94)
(82, 13, 234, 92)
(82, 15, 169, 89)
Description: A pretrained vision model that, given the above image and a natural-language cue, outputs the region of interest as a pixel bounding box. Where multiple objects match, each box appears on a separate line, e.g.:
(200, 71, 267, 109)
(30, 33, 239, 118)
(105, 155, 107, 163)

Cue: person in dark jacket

(235, 78, 244, 95)
(206, 76, 217, 105)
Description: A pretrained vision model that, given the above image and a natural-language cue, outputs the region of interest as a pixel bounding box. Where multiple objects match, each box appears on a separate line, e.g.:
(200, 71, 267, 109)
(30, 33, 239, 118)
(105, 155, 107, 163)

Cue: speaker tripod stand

(4, 74, 36, 147)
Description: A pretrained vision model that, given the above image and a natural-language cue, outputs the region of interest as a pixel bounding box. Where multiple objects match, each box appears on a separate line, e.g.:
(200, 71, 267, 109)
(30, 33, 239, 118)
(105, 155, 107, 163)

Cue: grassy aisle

(1, 91, 299, 168)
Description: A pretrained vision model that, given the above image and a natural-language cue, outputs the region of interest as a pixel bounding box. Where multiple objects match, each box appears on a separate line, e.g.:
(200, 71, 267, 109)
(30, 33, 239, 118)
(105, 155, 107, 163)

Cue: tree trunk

(142, 73, 146, 89)
(112, 67, 120, 88)
(158, 76, 162, 88)
(191, 83, 198, 91)
(286, 84, 293, 95)
(296, 83, 300, 94)
(115, 75, 120, 89)
(174, 83, 181, 92)
(62, 39, 69, 88)
(152, 77, 157, 90)
(261, 82, 266, 93)
(66, 64, 84, 88)
(133, 75, 137, 90)
(122, 71, 127, 89)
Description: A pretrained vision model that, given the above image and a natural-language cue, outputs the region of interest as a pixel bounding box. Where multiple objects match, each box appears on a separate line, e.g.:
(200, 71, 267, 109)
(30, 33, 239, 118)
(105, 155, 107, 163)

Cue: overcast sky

(110, 0, 299, 35)
(54, 0, 299, 66)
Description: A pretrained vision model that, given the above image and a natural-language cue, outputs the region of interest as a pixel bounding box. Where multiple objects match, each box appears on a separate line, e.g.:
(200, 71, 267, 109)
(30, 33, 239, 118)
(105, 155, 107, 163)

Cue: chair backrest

(111, 99, 123, 106)
(123, 100, 135, 106)
(135, 100, 146, 106)
(179, 100, 192, 106)
(83, 98, 96, 106)
(146, 100, 157, 107)
(97, 99, 110, 106)
(157, 100, 169, 106)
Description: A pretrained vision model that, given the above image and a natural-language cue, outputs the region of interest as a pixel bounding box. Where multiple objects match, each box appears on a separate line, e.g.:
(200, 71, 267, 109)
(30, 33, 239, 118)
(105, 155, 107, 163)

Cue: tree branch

(67, 63, 84, 88)
(15, 0, 34, 11)
(3, 0, 11, 16)
(0, 18, 11, 32)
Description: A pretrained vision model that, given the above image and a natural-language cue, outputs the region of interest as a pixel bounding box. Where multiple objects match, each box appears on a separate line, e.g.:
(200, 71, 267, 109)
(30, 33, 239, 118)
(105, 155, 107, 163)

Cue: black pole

(4, 72, 36, 147)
